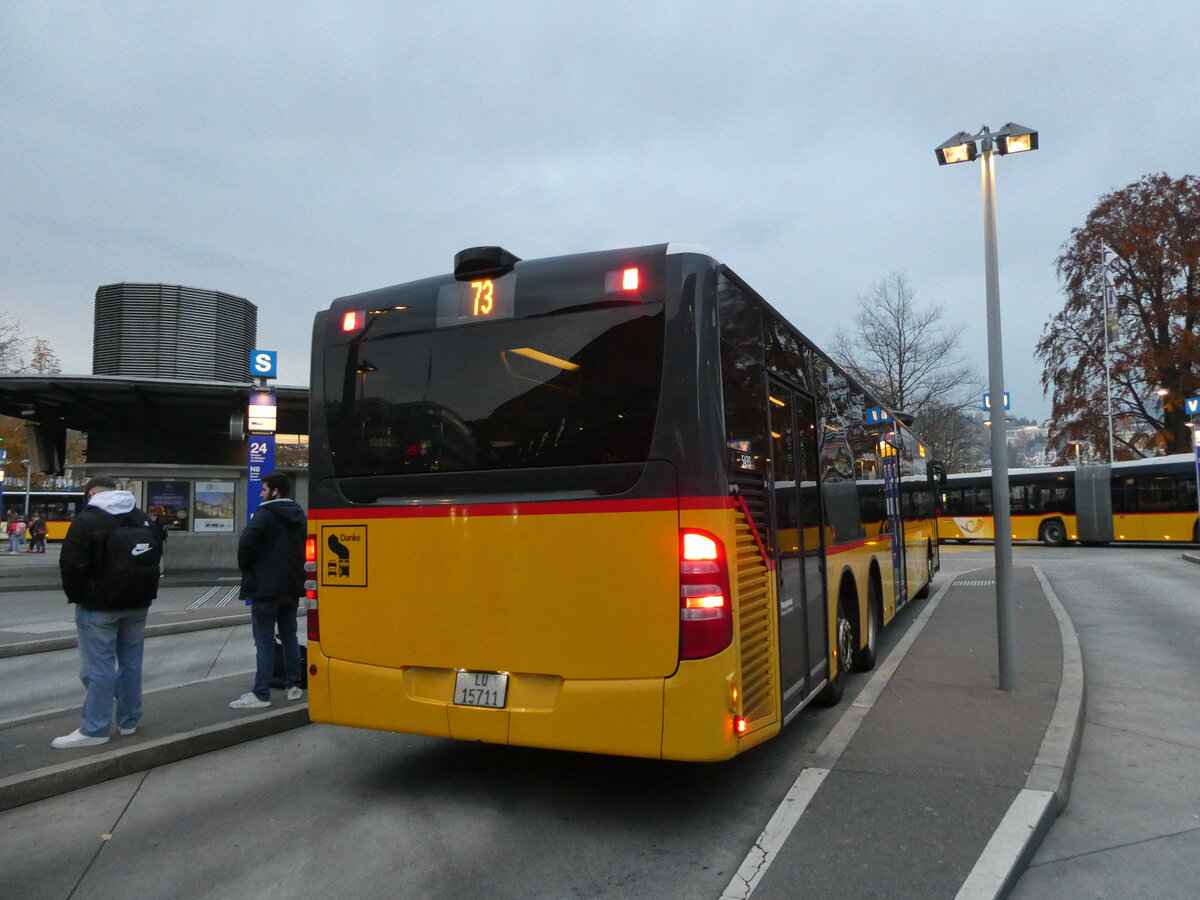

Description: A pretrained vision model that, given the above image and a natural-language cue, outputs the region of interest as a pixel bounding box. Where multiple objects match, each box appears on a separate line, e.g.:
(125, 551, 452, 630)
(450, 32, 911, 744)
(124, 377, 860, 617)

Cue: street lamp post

(936, 122, 1038, 692)
(21, 459, 31, 518)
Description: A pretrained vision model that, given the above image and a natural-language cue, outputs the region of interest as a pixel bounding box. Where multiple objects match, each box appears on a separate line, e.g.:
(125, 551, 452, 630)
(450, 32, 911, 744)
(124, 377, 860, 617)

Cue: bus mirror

(893, 410, 915, 427)
(929, 459, 947, 486)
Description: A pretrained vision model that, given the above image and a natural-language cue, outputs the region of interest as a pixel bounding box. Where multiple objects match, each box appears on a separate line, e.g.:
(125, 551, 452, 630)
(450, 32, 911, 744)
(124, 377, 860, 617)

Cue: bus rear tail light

(679, 529, 732, 659)
(305, 533, 319, 642)
(340, 310, 366, 334)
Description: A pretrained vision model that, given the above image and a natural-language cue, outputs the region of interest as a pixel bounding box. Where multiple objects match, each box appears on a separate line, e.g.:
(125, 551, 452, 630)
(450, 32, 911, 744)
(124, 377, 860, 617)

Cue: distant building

(93, 283, 256, 383)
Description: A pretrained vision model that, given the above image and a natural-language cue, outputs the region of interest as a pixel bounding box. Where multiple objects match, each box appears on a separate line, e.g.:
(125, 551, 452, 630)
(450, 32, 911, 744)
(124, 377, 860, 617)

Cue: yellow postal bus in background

(938, 454, 1199, 546)
(305, 243, 939, 761)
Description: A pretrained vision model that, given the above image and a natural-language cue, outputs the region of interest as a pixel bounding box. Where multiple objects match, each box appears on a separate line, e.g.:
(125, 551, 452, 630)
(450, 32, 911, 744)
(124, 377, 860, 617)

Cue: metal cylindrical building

(92, 283, 257, 382)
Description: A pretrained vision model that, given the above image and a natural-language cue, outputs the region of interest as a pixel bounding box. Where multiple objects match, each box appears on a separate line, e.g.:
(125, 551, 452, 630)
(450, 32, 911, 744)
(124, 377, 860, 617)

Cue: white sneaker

(229, 693, 272, 709)
(52, 728, 110, 749)
(119, 725, 138, 736)
(286, 686, 303, 701)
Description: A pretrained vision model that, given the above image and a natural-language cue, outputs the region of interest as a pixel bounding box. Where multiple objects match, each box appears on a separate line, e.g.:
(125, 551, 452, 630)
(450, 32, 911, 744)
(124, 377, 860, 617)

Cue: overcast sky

(3, 2, 1197, 423)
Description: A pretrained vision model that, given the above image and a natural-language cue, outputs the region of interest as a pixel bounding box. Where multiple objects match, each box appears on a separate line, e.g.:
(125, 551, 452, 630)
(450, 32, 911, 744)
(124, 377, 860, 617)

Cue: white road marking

(187, 587, 221, 610)
(214, 587, 240, 607)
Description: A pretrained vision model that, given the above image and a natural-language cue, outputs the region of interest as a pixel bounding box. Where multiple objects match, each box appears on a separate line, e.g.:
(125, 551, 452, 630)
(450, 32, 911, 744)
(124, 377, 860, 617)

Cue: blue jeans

(75, 605, 149, 737)
(251, 598, 301, 700)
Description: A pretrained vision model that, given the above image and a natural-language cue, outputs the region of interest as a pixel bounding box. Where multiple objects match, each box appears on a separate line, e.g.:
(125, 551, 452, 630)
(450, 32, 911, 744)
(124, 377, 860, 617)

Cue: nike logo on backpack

(131, 544, 153, 555)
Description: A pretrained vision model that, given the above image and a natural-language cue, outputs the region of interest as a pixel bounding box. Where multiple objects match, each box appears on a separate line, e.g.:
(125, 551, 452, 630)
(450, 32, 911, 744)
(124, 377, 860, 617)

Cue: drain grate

(954, 579, 996, 587)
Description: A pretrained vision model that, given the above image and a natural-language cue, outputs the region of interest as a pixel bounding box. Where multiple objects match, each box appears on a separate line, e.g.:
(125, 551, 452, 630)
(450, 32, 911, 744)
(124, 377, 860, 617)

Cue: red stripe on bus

(731, 491, 774, 570)
(308, 496, 734, 520)
(827, 534, 892, 554)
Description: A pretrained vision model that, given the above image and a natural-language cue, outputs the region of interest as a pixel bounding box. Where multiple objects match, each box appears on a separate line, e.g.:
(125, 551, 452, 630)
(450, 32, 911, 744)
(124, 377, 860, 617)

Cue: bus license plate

(453, 671, 508, 709)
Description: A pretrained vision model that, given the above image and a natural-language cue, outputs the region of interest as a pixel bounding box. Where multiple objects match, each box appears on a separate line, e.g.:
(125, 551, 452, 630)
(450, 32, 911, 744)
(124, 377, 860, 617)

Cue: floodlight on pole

(994, 122, 1039, 156)
(935, 132, 978, 166)
(934, 122, 1038, 692)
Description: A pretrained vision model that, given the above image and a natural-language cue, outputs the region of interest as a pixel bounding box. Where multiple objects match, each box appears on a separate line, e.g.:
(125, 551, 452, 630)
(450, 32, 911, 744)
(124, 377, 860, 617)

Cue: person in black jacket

(53, 476, 160, 749)
(229, 472, 307, 709)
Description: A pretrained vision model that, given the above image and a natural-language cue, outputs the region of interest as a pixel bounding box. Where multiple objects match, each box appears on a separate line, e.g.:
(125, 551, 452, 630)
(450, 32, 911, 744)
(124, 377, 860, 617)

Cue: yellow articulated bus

(938, 454, 1199, 546)
(1, 491, 83, 541)
(305, 243, 939, 761)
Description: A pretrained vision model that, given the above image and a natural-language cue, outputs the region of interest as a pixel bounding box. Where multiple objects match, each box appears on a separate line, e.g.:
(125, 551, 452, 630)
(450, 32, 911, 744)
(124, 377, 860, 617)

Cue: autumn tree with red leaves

(1037, 173, 1200, 462)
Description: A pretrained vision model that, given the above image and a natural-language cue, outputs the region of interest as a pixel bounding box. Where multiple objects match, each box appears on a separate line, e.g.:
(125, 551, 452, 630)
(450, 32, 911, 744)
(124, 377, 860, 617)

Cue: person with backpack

(28, 515, 48, 553)
(53, 476, 162, 748)
(229, 471, 306, 709)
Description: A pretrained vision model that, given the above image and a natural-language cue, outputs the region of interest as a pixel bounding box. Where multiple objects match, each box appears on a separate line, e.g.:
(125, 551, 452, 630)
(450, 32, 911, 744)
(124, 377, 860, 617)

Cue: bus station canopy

(0, 374, 309, 468)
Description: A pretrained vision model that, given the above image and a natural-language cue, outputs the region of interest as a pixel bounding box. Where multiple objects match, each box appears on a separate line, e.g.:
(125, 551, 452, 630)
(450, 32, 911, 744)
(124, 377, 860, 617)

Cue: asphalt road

(0, 544, 1195, 899)
(1006, 544, 1200, 899)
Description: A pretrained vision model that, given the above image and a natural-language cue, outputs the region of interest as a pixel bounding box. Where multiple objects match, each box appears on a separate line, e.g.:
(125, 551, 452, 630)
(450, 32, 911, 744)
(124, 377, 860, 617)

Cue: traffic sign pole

(247, 350, 278, 525)
(1189, 397, 1200, 536)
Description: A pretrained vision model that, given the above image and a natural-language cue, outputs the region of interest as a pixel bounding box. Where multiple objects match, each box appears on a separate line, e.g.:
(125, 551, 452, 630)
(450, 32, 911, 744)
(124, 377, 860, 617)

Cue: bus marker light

(605, 267, 642, 294)
(341, 310, 363, 332)
(735, 716, 747, 735)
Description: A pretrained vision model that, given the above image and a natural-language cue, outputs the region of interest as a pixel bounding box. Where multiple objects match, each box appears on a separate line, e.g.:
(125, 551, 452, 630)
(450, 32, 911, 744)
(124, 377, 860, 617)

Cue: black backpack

(97, 511, 163, 607)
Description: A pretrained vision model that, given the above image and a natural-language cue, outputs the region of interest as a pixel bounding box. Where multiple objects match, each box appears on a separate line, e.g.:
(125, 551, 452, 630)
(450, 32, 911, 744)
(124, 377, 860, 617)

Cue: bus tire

(817, 593, 852, 706)
(1039, 519, 1067, 547)
(913, 542, 934, 599)
(854, 576, 880, 672)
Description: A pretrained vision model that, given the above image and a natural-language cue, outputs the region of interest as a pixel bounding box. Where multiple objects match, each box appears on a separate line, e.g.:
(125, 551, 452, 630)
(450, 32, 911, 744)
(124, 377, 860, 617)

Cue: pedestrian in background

(8, 515, 27, 553)
(229, 472, 306, 709)
(28, 515, 48, 553)
(53, 476, 163, 748)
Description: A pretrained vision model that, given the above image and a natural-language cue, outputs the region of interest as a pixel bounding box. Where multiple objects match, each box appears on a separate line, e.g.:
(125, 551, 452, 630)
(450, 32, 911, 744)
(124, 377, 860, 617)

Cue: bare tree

(27, 339, 62, 375)
(0, 317, 73, 479)
(832, 273, 983, 470)
(0, 313, 26, 374)
(0, 314, 60, 375)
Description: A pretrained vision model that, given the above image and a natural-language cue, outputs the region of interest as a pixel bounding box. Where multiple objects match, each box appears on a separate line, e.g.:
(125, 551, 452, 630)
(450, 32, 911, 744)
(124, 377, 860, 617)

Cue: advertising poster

(193, 480, 235, 532)
(114, 479, 143, 508)
(147, 480, 190, 532)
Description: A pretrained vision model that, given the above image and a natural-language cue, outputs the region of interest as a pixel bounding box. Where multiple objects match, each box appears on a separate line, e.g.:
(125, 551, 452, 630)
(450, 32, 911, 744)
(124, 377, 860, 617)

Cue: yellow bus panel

(316, 506, 680, 681)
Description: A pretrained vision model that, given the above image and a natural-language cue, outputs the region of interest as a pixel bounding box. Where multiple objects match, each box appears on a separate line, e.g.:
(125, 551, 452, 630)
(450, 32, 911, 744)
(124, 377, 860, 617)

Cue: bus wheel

(817, 594, 852, 706)
(914, 543, 934, 599)
(854, 578, 880, 672)
(1039, 519, 1066, 547)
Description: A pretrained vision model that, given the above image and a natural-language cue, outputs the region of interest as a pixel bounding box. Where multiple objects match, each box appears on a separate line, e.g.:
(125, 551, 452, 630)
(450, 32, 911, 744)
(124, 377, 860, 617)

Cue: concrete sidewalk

(0, 673, 308, 813)
(725, 564, 1084, 899)
(0, 545, 308, 814)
